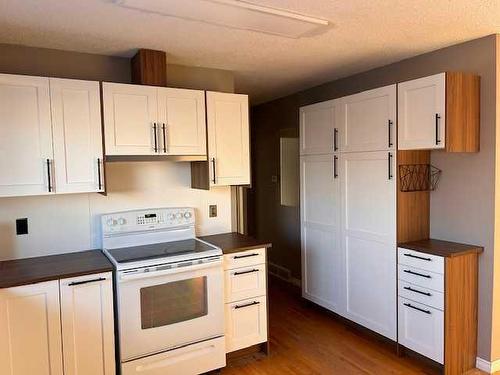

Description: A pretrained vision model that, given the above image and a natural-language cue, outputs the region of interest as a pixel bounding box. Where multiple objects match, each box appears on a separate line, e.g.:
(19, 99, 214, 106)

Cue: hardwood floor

(223, 277, 486, 375)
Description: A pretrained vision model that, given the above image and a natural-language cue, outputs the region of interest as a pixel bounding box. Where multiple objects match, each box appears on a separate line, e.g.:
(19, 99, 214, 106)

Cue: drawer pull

(403, 269, 431, 279)
(68, 277, 106, 286)
(403, 286, 432, 297)
(234, 301, 260, 310)
(233, 269, 259, 276)
(233, 253, 259, 260)
(404, 253, 432, 261)
(404, 302, 431, 315)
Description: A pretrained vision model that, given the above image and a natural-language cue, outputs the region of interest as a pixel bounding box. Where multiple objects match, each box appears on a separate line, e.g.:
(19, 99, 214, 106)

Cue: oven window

(140, 277, 208, 329)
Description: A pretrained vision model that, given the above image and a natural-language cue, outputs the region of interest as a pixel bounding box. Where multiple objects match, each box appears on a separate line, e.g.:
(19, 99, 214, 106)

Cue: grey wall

(250, 34, 498, 361)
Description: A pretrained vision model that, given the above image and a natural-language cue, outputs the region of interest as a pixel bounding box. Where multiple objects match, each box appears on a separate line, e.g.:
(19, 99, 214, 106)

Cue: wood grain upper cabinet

(0, 280, 63, 375)
(0, 74, 54, 197)
(103, 82, 158, 156)
(336, 85, 396, 152)
(398, 72, 479, 152)
(299, 100, 336, 155)
(50, 78, 104, 193)
(206, 91, 250, 186)
(157, 87, 206, 155)
(60, 273, 115, 375)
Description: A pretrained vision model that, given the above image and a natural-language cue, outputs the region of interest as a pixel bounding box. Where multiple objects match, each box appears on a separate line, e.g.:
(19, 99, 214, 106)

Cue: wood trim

(190, 161, 210, 190)
(444, 253, 478, 374)
(445, 72, 480, 153)
(131, 49, 166, 86)
(396, 150, 430, 243)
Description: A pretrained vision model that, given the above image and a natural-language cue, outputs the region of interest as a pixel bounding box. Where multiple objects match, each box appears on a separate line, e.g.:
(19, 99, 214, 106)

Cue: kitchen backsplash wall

(0, 43, 235, 260)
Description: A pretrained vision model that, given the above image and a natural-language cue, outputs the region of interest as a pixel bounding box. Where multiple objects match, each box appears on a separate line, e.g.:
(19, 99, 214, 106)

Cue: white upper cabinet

(0, 74, 54, 197)
(336, 85, 396, 152)
(157, 88, 206, 155)
(206, 91, 250, 186)
(299, 100, 336, 155)
(103, 82, 158, 156)
(340, 151, 396, 340)
(398, 73, 446, 150)
(60, 273, 115, 375)
(0, 280, 63, 375)
(50, 78, 104, 193)
(103, 83, 207, 157)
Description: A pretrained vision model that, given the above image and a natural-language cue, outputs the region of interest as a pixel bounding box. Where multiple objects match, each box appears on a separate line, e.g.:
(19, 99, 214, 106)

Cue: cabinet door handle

(404, 253, 432, 261)
(435, 114, 441, 145)
(403, 286, 432, 297)
(388, 152, 393, 180)
(162, 123, 167, 153)
(388, 120, 393, 147)
(234, 301, 260, 309)
(233, 253, 259, 259)
(97, 158, 102, 190)
(403, 269, 431, 278)
(404, 302, 431, 315)
(68, 277, 106, 287)
(233, 269, 259, 276)
(153, 123, 158, 153)
(334, 155, 338, 179)
(211, 157, 216, 184)
(334, 128, 339, 151)
(46, 159, 52, 192)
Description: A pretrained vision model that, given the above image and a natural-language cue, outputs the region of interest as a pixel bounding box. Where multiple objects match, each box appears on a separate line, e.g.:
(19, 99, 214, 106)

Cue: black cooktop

(107, 239, 217, 264)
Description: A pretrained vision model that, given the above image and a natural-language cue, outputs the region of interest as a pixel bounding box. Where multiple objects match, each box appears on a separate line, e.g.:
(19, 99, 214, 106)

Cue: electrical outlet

(16, 218, 28, 235)
(209, 205, 217, 218)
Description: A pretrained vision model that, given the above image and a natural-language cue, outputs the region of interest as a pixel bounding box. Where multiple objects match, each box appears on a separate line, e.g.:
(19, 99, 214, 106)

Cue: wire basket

(399, 164, 441, 192)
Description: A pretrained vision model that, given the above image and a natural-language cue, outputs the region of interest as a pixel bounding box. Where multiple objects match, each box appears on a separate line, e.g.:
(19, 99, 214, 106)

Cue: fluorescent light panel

(113, 0, 329, 38)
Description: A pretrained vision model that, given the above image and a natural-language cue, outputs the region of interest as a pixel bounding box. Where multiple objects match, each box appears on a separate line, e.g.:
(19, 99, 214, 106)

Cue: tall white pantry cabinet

(300, 84, 397, 340)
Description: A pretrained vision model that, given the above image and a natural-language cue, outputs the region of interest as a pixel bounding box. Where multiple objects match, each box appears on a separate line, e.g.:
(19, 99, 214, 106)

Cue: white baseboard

(476, 357, 500, 373)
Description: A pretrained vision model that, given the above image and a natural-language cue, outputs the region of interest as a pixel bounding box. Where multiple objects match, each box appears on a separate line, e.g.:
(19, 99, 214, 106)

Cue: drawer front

(121, 336, 226, 375)
(398, 281, 444, 310)
(398, 265, 444, 293)
(225, 296, 267, 353)
(398, 297, 444, 364)
(398, 248, 444, 274)
(224, 248, 266, 270)
(225, 264, 266, 303)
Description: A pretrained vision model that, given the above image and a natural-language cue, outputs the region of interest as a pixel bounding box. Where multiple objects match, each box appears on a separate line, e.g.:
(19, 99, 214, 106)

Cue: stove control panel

(102, 207, 195, 234)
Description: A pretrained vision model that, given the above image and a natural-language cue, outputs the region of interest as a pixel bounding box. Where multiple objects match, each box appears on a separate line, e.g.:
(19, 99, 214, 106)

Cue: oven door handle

(119, 258, 222, 282)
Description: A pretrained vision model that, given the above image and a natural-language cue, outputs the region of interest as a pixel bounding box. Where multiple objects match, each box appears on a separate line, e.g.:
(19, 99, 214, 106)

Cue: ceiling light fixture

(111, 0, 330, 38)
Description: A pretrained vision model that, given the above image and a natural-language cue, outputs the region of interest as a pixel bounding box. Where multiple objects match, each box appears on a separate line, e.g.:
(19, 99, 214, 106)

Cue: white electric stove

(101, 207, 226, 375)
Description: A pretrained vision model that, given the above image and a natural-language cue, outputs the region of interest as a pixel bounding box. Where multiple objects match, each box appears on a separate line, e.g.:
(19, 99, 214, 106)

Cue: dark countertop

(0, 250, 113, 289)
(199, 232, 272, 255)
(398, 239, 483, 258)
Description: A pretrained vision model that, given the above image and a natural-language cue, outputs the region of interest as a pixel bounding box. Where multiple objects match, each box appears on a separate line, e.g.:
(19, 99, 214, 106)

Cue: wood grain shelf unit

(131, 49, 167, 86)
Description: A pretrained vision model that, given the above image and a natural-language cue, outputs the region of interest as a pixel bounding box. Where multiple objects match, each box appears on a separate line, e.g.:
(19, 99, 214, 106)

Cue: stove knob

(167, 213, 175, 220)
(184, 212, 192, 219)
(176, 212, 183, 219)
(107, 218, 116, 226)
(118, 218, 127, 225)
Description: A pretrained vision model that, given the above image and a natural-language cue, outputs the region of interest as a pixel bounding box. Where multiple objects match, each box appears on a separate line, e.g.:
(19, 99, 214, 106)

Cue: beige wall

(251, 34, 498, 361)
(0, 44, 235, 260)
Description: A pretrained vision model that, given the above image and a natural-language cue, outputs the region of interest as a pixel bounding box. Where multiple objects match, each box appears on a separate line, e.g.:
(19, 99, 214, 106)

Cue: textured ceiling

(0, 0, 499, 104)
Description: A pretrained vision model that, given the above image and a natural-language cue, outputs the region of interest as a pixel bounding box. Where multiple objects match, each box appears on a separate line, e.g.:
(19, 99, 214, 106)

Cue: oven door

(117, 257, 224, 361)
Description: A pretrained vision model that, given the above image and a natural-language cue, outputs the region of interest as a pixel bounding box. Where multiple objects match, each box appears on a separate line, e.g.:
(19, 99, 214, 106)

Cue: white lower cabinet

(225, 296, 267, 353)
(397, 247, 444, 364)
(0, 273, 115, 375)
(398, 298, 444, 364)
(121, 336, 226, 375)
(60, 273, 115, 375)
(223, 249, 268, 353)
(0, 280, 63, 375)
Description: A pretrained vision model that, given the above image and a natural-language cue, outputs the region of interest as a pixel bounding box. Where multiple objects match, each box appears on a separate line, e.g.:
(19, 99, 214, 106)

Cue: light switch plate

(209, 205, 217, 218)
